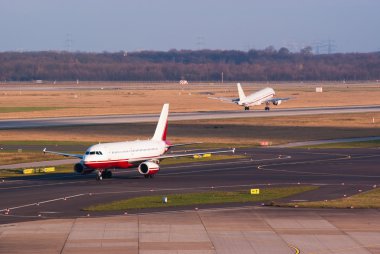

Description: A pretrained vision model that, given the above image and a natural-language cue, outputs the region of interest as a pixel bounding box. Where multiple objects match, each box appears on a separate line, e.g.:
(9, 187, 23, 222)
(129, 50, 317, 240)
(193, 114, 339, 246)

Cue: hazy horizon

(1, 0, 379, 53)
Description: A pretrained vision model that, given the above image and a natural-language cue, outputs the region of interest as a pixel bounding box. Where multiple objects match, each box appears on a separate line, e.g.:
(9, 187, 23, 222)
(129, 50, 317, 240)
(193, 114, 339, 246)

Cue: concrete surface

(1, 207, 380, 254)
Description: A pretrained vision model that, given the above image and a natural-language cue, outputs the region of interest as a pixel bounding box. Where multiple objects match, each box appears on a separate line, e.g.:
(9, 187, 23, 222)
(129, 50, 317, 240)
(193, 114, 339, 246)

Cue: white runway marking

(258, 154, 380, 178)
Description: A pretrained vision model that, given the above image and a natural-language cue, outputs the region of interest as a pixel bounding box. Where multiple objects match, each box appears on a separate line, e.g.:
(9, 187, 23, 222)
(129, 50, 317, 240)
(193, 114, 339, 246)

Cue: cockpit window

(86, 151, 103, 155)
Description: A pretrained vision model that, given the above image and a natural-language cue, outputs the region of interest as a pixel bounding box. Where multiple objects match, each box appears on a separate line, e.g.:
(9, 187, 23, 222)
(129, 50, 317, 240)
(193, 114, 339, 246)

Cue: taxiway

(1, 147, 379, 224)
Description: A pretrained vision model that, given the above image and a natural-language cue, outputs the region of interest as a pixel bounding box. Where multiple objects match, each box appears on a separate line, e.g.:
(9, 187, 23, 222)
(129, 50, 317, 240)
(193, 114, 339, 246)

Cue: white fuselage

(239, 87, 275, 107)
(82, 140, 167, 169)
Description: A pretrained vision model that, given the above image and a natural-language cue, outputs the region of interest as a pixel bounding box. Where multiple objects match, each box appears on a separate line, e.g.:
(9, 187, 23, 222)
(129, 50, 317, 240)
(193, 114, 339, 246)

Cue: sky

(0, 0, 379, 53)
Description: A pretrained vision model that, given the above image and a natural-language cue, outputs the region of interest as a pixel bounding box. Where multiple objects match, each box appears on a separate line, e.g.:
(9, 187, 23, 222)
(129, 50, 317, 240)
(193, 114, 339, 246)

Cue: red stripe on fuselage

(84, 160, 134, 169)
(83, 154, 163, 169)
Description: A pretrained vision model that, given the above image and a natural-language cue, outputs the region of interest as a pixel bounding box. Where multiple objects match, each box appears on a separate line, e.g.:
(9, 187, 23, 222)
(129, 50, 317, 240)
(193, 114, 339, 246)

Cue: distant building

(316, 87, 323, 93)
(34, 80, 43, 84)
(179, 80, 188, 85)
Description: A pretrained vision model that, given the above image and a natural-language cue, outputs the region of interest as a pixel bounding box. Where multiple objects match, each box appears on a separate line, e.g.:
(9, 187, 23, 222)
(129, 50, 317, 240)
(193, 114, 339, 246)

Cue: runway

(1, 147, 379, 224)
(1, 105, 380, 129)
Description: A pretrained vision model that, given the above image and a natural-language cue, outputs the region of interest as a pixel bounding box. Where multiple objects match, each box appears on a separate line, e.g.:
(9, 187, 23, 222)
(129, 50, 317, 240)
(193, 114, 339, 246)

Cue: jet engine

(273, 100, 282, 106)
(138, 161, 160, 175)
(74, 162, 94, 175)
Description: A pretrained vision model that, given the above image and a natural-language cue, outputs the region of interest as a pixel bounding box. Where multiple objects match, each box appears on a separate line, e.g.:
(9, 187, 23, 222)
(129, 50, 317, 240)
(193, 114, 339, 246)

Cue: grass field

(284, 187, 380, 208)
(0, 107, 65, 113)
(299, 140, 380, 149)
(0, 140, 93, 146)
(0, 151, 63, 165)
(0, 164, 73, 177)
(0, 82, 379, 119)
(84, 186, 318, 211)
(0, 82, 379, 145)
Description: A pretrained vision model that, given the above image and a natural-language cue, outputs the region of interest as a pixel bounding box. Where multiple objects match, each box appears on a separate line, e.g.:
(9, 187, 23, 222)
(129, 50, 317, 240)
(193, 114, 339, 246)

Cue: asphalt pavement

(1, 147, 379, 224)
(1, 105, 380, 129)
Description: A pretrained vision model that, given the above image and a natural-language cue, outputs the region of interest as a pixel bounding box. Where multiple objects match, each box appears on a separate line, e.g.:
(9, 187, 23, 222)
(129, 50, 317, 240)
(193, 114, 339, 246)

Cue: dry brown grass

(0, 82, 379, 119)
(1, 82, 379, 146)
(0, 112, 379, 145)
(0, 152, 62, 165)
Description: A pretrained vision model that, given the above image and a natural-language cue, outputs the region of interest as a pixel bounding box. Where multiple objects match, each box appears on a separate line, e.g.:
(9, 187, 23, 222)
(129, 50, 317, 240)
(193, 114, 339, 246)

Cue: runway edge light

(250, 189, 260, 195)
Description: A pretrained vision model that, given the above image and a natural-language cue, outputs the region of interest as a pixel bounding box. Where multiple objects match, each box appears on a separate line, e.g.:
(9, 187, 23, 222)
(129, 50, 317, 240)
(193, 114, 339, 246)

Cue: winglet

(232, 148, 236, 154)
(43, 148, 46, 154)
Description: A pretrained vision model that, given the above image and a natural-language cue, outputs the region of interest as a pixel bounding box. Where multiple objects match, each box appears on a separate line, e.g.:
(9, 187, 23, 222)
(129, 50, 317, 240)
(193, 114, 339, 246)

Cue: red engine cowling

(273, 100, 282, 106)
(74, 163, 94, 175)
(138, 162, 160, 175)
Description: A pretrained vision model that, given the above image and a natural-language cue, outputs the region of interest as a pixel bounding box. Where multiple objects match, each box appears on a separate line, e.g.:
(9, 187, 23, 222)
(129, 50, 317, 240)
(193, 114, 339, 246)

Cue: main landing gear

(265, 103, 270, 111)
(144, 174, 154, 179)
(244, 106, 250, 111)
(96, 169, 113, 181)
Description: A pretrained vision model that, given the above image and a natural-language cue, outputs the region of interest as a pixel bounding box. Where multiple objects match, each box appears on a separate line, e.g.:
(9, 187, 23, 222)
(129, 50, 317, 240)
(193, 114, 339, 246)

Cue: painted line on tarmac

(0, 179, 94, 190)
(2, 182, 377, 216)
(161, 155, 292, 176)
(288, 245, 300, 254)
(0, 173, 86, 184)
(0, 182, 312, 214)
(257, 154, 380, 178)
(0, 193, 87, 213)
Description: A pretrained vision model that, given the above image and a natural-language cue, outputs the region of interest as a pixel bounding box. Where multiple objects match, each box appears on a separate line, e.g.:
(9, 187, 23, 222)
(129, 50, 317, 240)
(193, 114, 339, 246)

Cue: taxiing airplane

(211, 83, 289, 111)
(43, 104, 234, 180)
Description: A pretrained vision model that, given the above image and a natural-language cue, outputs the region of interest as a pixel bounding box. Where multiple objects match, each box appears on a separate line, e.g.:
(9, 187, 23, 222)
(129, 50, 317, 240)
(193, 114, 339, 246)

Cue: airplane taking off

(212, 83, 289, 111)
(43, 104, 234, 180)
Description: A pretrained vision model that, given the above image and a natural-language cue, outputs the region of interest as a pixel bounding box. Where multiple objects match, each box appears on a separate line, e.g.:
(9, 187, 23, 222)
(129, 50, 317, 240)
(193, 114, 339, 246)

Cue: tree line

(0, 49, 379, 81)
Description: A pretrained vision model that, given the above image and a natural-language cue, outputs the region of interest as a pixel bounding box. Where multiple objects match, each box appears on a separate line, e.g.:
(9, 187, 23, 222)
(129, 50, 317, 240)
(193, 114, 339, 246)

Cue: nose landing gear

(96, 169, 113, 180)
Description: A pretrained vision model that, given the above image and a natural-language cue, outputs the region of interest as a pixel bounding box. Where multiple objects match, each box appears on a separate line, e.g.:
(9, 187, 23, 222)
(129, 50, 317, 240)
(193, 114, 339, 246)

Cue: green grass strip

(0, 140, 93, 146)
(0, 107, 65, 113)
(0, 164, 73, 178)
(84, 186, 318, 211)
(298, 140, 380, 149)
(285, 187, 380, 209)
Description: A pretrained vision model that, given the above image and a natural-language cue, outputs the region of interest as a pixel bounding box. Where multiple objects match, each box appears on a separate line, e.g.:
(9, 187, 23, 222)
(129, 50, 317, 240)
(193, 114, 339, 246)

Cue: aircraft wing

(129, 148, 235, 163)
(43, 148, 83, 159)
(208, 96, 239, 104)
(167, 142, 203, 148)
(264, 97, 290, 103)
